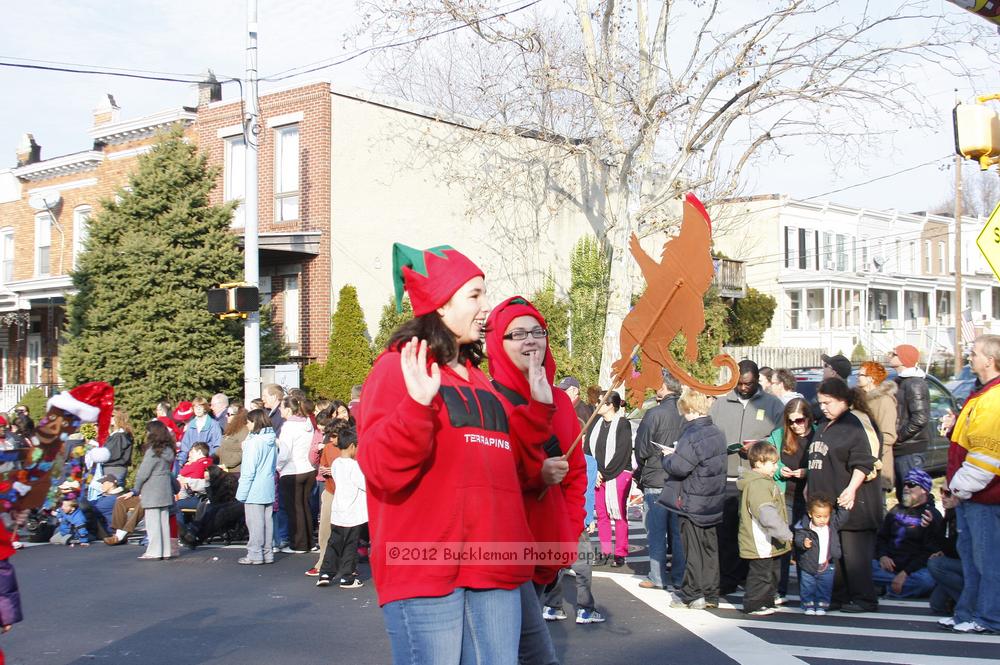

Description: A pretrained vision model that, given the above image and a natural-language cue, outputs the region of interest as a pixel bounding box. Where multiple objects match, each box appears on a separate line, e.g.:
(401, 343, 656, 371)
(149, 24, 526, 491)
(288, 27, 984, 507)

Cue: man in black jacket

(635, 369, 686, 590)
(889, 344, 930, 502)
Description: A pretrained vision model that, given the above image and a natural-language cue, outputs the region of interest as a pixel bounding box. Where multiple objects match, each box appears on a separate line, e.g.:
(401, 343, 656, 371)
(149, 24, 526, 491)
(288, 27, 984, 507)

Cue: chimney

(16, 133, 41, 166)
(93, 94, 121, 127)
(198, 70, 222, 106)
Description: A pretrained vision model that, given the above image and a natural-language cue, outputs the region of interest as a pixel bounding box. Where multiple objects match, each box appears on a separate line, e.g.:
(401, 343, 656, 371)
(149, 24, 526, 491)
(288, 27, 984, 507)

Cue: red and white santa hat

(47, 381, 115, 444)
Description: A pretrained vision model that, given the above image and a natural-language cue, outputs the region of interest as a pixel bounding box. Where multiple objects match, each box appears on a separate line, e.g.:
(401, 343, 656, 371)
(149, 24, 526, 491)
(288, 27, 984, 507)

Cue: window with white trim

(938, 241, 946, 274)
(283, 275, 300, 351)
(224, 135, 246, 227)
(35, 212, 52, 277)
(924, 240, 932, 273)
(784, 226, 798, 268)
(72, 206, 91, 269)
(274, 125, 299, 222)
(0, 229, 13, 285)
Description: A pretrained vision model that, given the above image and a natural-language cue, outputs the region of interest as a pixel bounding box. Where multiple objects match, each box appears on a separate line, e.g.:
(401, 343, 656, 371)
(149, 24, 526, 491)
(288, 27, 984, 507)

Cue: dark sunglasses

(903, 481, 924, 489)
(941, 489, 953, 498)
(789, 417, 809, 426)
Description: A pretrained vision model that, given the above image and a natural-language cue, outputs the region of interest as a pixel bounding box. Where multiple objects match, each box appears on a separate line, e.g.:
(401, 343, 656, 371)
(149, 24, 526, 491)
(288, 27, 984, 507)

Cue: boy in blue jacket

(542, 453, 607, 624)
(50, 498, 91, 546)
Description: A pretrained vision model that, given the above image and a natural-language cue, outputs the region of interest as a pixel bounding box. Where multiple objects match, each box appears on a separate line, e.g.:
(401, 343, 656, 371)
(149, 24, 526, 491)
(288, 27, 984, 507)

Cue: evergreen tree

(529, 274, 572, 377)
(259, 303, 291, 365)
(727, 287, 777, 346)
(372, 295, 413, 354)
(61, 128, 242, 421)
(568, 236, 610, 389)
(303, 285, 372, 401)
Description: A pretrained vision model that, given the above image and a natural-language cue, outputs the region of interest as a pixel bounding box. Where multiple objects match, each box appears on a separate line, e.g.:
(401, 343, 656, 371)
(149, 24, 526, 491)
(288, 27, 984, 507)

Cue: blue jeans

(382, 587, 521, 665)
(894, 452, 925, 503)
(517, 582, 557, 665)
(955, 501, 1000, 631)
(870, 561, 936, 598)
(798, 566, 834, 610)
(273, 504, 289, 547)
(928, 555, 963, 614)
(643, 490, 685, 588)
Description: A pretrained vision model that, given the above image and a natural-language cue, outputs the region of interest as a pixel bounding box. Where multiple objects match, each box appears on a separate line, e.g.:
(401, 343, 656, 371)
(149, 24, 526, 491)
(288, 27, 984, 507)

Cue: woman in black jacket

(659, 388, 727, 609)
(103, 409, 134, 484)
(585, 391, 633, 567)
(808, 379, 883, 613)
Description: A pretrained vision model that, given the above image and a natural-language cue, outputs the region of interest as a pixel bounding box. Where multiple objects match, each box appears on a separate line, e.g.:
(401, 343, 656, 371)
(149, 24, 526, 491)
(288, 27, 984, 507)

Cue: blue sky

(1, 1, 996, 214)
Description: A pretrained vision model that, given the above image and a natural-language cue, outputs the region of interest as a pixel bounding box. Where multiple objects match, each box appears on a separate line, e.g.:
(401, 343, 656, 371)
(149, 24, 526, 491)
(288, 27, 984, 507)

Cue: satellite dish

(27, 191, 62, 211)
(872, 256, 885, 271)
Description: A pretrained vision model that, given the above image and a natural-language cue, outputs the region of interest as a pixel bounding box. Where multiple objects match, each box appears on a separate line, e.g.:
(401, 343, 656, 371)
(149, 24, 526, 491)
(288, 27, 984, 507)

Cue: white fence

(0, 383, 61, 414)
(722, 346, 826, 370)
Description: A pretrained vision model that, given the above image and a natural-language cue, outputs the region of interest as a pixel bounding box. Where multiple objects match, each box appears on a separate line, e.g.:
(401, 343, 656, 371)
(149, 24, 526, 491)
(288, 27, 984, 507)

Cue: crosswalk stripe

(598, 572, 808, 665)
(714, 602, 951, 624)
(781, 645, 997, 665)
(728, 618, 1000, 644)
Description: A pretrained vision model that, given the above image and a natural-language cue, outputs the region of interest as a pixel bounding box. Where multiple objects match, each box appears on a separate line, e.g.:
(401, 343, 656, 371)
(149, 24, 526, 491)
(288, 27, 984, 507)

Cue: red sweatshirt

(485, 297, 588, 584)
(357, 350, 553, 606)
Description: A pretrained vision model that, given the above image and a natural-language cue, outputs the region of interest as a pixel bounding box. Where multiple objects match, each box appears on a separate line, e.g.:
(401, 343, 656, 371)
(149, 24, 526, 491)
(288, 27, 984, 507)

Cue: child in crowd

(542, 451, 606, 624)
(794, 495, 847, 615)
(662, 388, 728, 610)
(177, 443, 212, 498)
(737, 441, 793, 616)
(316, 428, 366, 589)
(50, 498, 91, 546)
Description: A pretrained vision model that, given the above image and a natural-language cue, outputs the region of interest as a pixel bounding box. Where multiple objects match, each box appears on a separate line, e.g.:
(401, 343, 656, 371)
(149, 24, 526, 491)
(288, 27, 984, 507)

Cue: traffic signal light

(954, 102, 1000, 169)
(207, 284, 260, 318)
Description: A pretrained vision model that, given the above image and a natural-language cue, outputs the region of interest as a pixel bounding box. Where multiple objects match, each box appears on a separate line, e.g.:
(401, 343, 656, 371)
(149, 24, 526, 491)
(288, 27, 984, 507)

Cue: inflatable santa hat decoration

(46, 381, 114, 444)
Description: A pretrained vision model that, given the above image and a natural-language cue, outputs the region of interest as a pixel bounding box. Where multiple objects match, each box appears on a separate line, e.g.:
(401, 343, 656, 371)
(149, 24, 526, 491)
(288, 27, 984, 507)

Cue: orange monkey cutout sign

(611, 193, 738, 408)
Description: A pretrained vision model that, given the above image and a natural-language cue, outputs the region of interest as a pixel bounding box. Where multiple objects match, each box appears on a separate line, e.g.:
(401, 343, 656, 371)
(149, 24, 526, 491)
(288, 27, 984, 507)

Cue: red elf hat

(392, 243, 484, 316)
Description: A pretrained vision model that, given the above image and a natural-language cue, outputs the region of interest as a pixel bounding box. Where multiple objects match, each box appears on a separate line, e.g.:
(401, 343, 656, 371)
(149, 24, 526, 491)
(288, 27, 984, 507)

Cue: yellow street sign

(977, 200, 1000, 281)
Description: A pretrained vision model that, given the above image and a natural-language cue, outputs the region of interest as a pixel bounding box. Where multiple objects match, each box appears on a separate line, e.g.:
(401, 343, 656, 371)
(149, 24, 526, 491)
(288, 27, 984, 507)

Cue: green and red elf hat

(392, 243, 484, 316)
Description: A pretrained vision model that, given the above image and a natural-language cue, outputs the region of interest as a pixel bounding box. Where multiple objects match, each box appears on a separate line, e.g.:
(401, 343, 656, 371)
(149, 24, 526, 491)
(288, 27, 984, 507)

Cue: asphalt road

(2, 540, 721, 665)
(4, 522, 994, 665)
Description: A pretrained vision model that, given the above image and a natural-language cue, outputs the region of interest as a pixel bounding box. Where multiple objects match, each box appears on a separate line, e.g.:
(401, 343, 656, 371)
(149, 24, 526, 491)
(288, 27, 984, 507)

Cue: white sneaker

(542, 606, 567, 621)
(804, 608, 817, 616)
(814, 608, 826, 616)
(953, 620, 993, 634)
(938, 616, 956, 629)
(773, 594, 786, 606)
(748, 607, 776, 616)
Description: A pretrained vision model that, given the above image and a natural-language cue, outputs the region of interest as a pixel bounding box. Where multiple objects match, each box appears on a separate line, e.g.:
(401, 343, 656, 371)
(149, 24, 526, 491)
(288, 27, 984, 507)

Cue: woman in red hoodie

(485, 296, 587, 665)
(357, 244, 555, 665)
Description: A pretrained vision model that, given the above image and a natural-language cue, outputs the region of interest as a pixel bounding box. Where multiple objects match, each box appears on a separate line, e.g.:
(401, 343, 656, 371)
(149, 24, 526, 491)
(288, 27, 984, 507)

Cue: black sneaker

(340, 578, 363, 589)
(839, 601, 877, 613)
(316, 576, 331, 587)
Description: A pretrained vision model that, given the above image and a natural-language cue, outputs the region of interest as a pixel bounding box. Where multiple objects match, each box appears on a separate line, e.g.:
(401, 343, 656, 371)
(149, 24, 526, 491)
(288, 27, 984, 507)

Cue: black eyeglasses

(503, 328, 548, 341)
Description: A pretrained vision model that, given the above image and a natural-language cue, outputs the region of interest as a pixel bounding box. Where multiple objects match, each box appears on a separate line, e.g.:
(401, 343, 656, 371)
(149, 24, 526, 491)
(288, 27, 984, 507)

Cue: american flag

(961, 308, 977, 344)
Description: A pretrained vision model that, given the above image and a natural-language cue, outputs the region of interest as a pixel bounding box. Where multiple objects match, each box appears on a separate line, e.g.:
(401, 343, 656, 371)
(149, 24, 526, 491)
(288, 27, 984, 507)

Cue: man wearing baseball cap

(888, 344, 930, 502)
(821, 353, 852, 382)
(558, 376, 593, 426)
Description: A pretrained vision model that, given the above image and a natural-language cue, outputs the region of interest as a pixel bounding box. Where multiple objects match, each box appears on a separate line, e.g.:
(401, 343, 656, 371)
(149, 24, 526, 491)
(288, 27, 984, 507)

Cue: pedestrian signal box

(954, 103, 1000, 169)
(207, 284, 259, 318)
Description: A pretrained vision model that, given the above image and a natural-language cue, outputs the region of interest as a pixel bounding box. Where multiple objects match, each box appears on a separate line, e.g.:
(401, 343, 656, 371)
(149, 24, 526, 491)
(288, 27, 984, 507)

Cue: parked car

(790, 367, 957, 476)
(946, 365, 977, 408)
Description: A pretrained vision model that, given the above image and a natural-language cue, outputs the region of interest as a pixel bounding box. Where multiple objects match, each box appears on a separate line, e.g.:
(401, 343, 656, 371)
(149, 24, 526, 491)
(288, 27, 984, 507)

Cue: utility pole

(954, 152, 963, 378)
(243, 0, 261, 404)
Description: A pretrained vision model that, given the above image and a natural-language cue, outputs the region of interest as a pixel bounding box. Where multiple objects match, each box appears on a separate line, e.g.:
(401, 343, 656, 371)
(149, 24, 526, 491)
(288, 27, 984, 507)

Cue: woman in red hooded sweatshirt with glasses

(357, 244, 556, 665)
(485, 296, 588, 665)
